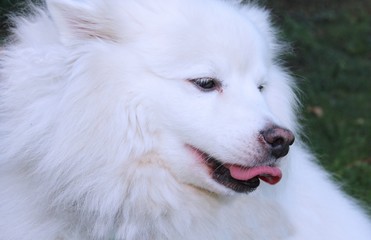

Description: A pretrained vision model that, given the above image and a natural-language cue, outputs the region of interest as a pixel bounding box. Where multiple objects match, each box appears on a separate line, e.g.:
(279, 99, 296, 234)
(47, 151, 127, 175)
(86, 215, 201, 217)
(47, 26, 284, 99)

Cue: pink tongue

(227, 165, 282, 185)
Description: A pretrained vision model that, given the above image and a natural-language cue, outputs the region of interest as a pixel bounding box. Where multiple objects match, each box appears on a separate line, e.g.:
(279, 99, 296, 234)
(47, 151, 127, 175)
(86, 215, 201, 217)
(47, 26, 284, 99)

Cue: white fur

(0, 0, 370, 239)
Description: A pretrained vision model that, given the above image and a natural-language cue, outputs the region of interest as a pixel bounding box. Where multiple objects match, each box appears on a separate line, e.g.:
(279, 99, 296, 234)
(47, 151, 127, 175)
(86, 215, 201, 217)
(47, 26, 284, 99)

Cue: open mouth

(189, 146, 282, 193)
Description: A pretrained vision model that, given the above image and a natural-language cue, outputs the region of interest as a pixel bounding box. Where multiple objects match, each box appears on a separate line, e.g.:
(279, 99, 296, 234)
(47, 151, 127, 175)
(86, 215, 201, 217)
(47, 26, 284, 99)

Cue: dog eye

(191, 78, 221, 92)
(258, 84, 265, 92)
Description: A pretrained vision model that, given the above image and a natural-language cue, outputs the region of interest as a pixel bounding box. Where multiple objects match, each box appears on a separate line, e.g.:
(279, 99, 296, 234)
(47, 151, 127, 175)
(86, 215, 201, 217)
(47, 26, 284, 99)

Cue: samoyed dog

(0, 0, 370, 239)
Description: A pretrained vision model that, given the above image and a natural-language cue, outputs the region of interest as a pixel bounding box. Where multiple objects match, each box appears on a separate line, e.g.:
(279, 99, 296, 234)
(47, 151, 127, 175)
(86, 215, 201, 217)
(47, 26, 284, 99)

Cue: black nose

(261, 127, 295, 159)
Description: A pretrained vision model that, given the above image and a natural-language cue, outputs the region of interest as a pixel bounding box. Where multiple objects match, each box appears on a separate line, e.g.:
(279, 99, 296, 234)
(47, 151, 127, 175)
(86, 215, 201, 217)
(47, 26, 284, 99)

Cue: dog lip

(186, 144, 280, 193)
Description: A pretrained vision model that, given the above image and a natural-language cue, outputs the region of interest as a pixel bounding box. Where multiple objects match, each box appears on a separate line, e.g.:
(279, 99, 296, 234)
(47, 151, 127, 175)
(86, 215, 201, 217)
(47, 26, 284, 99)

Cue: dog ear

(47, 0, 118, 43)
(240, 5, 281, 54)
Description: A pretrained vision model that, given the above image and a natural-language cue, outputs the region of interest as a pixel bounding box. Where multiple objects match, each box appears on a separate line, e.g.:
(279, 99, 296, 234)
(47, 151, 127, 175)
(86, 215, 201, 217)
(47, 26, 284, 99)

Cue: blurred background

(264, 0, 370, 212)
(1, 0, 370, 211)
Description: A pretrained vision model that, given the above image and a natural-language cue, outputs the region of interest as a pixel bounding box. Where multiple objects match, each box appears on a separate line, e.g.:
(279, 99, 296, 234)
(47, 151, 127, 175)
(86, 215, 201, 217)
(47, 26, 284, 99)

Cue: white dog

(0, 0, 370, 239)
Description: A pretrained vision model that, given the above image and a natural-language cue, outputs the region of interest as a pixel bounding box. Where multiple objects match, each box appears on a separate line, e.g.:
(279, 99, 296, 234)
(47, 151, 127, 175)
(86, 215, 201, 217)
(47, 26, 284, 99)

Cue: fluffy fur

(0, 0, 370, 239)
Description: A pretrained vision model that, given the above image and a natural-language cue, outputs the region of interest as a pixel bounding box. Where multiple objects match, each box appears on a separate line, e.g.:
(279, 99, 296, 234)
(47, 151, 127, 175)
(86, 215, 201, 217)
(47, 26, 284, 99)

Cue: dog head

(41, 0, 298, 195)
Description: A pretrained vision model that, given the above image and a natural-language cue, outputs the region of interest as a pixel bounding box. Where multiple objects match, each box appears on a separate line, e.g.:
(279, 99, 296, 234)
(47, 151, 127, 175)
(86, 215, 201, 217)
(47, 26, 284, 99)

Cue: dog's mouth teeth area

(189, 146, 282, 193)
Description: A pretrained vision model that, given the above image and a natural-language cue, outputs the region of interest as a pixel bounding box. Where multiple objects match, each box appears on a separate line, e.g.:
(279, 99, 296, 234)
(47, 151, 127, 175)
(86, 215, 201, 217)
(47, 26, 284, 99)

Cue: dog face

(46, 0, 298, 195)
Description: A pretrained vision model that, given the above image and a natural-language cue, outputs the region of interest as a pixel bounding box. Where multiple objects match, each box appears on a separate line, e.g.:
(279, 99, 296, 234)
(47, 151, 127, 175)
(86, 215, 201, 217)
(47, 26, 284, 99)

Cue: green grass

(266, 0, 371, 211)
